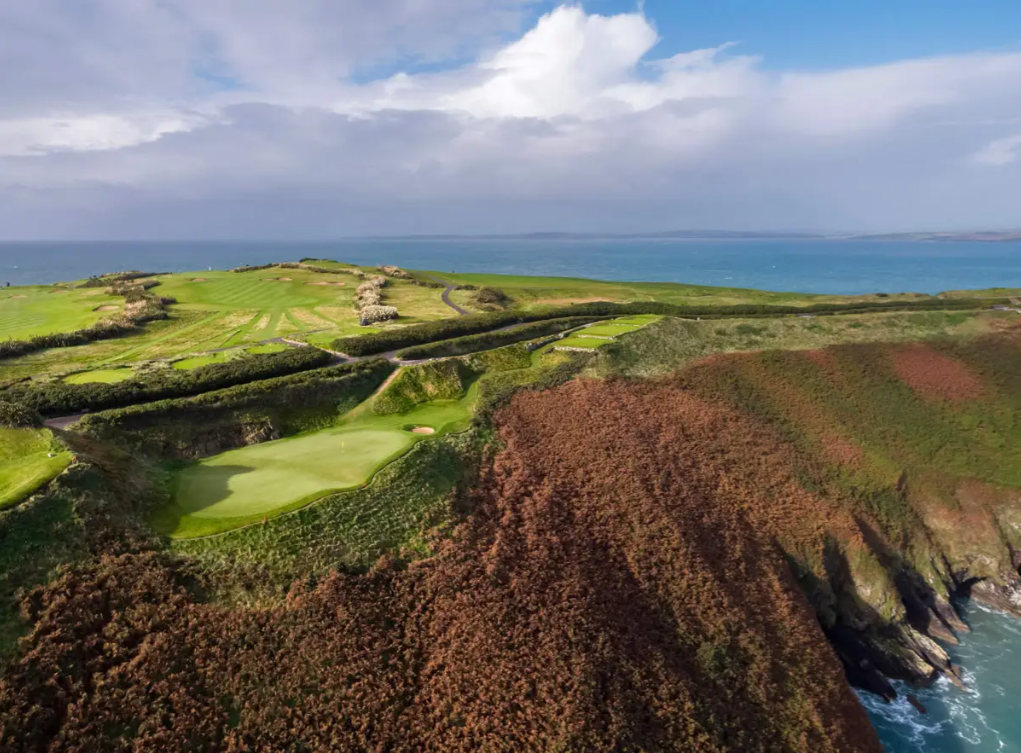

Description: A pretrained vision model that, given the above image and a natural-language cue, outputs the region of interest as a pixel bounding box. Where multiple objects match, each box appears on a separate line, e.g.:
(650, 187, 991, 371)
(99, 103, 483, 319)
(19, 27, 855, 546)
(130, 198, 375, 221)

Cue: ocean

(0, 238, 1019, 294)
(861, 603, 1021, 752)
(1, 237, 1019, 750)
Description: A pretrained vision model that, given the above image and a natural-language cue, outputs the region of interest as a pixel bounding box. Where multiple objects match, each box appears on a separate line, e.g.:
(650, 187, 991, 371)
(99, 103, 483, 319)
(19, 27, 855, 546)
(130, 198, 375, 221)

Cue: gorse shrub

(470, 286, 512, 311)
(373, 360, 469, 415)
(3, 346, 333, 416)
(0, 400, 42, 428)
(377, 265, 411, 279)
(361, 305, 399, 324)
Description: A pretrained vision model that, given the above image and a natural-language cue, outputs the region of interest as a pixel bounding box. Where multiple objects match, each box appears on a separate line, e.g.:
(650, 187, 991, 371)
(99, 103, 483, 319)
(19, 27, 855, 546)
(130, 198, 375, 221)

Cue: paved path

(423, 274, 470, 316)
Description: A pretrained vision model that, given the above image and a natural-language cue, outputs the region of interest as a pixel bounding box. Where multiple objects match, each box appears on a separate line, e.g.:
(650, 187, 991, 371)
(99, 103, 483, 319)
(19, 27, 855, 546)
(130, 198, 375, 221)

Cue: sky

(1, 0, 1020, 239)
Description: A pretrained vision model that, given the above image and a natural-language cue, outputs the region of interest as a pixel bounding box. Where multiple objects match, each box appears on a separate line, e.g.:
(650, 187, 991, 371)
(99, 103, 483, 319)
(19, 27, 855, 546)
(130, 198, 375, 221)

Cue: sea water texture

(0, 238, 1019, 294)
(860, 603, 1021, 752)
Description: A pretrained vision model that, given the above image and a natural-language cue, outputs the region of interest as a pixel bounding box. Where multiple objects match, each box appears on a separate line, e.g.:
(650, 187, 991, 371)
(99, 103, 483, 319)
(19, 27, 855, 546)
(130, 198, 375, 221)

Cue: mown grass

(172, 352, 236, 370)
(0, 285, 122, 342)
(0, 428, 71, 511)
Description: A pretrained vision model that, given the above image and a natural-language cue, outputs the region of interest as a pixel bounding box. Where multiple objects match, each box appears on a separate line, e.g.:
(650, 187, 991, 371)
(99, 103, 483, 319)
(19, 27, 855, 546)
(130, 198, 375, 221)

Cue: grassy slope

(0, 285, 122, 341)
(0, 428, 71, 511)
(602, 309, 1016, 377)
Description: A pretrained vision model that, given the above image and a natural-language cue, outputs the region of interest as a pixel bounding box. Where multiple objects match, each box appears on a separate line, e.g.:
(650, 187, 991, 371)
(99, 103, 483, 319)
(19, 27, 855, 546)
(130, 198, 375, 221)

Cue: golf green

(173, 428, 415, 521)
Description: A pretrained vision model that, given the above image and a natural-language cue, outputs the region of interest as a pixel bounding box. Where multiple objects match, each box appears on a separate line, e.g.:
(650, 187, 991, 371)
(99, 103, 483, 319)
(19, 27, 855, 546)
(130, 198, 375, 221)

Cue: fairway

(172, 352, 235, 370)
(0, 428, 71, 510)
(0, 285, 122, 341)
(173, 428, 415, 520)
(64, 367, 136, 384)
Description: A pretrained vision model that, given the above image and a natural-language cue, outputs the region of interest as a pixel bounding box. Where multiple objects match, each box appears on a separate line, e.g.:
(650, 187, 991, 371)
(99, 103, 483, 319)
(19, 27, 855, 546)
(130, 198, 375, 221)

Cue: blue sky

(0, 1, 1020, 238)
(552, 0, 1021, 68)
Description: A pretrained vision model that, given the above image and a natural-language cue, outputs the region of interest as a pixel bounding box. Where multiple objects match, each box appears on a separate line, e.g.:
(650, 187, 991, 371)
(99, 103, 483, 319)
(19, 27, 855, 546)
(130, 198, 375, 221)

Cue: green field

(64, 367, 136, 384)
(0, 286, 122, 341)
(0, 428, 71, 511)
(246, 343, 290, 355)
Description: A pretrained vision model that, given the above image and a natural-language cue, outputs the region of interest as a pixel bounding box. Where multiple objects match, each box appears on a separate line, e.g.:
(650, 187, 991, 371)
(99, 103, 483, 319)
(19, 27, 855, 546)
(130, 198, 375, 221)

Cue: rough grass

(602, 310, 1014, 377)
(172, 351, 237, 370)
(63, 367, 136, 384)
(245, 343, 290, 355)
(0, 428, 71, 511)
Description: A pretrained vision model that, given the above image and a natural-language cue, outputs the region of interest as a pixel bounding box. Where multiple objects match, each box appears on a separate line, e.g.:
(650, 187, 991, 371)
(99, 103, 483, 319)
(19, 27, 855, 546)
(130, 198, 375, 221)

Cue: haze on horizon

(1, 1, 1020, 240)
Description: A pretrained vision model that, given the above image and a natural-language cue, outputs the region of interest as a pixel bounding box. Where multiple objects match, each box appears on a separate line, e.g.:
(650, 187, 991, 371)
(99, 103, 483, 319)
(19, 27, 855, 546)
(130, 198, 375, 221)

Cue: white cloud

(971, 133, 1021, 166)
(1, 3, 1020, 236)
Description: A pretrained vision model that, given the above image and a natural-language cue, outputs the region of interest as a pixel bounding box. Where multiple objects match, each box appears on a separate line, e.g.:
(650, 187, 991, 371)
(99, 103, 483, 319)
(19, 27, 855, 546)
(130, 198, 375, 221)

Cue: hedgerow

(333, 297, 999, 357)
(2, 346, 333, 416)
(395, 316, 602, 360)
(373, 361, 469, 415)
(78, 359, 394, 460)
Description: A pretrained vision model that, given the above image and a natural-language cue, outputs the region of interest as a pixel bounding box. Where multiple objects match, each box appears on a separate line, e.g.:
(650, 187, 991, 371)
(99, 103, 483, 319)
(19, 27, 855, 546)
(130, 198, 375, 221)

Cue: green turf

(0, 428, 71, 511)
(0, 285, 122, 341)
(577, 324, 643, 337)
(63, 367, 136, 384)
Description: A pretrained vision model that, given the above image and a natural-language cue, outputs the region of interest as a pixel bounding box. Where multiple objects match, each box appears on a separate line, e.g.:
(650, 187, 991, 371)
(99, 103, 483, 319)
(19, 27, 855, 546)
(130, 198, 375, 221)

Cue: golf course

(0, 427, 71, 511)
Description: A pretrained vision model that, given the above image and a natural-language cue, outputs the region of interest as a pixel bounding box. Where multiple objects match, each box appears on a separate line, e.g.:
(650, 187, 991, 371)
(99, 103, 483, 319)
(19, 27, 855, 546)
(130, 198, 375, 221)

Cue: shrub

(0, 400, 42, 428)
(396, 317, 602, 360)
(360, 305, 399, 324)
(377, 265, 411, 279)
(3, 346, 334, 416)
(230, 264, 277, 273)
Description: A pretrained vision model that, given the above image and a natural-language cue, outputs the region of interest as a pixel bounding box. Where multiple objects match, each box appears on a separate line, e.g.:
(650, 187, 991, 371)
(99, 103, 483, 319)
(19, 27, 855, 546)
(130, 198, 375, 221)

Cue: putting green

(163, 394, 475, 538)
(0, 428, 71, 511)
(64, 367, 136, 384)
(174, 428, 415, 520)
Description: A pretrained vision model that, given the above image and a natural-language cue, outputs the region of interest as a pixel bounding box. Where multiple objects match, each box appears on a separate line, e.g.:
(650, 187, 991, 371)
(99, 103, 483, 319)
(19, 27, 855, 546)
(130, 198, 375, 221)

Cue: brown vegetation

(891, 344, 984, 402)
(0, 376, 881, 752)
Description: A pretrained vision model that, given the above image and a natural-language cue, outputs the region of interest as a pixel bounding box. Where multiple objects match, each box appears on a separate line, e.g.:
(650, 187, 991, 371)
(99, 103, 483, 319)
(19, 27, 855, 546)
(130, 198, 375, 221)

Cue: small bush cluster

(360, 305, 399, 324)
(81, 271, 159, 288)
(2, 346, 333, 416)
(230, 263, 277, 273)
(376, 265, 411, 279)
(396, 317, 601, 360)
(470, 286, 512, 311)
(0, 400, 42, 428)
(333, 297, 1002, 357)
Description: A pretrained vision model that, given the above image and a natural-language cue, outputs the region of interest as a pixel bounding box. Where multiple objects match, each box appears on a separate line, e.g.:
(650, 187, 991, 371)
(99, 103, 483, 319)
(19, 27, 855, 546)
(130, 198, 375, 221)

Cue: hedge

(78, 359, 394, 459)
(0, 400, 42, 428)
(395, 317, 604, 360)
(333, 297, 1003, 357)
(3, 346, 333, 417)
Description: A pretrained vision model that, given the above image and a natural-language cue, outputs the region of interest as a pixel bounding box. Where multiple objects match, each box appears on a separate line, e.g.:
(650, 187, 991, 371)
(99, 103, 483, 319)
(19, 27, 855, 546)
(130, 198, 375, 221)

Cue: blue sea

(0, 238, 1019, 294)
(1, 237, 1019, 751)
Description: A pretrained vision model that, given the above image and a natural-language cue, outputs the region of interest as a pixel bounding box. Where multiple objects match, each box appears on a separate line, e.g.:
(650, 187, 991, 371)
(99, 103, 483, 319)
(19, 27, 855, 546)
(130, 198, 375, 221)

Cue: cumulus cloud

(1, 3, 1020, 237)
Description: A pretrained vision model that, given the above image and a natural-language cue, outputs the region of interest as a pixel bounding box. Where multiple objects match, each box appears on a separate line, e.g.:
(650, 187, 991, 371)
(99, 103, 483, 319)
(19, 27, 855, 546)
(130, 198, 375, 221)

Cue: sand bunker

(10, 295, 27, 299)
(306, 281, 346, 287)
(409, 426, 436, 435)
(190, 278, 208, 282)
(94, 305, 119, 312)
(276, 277, 293, 282)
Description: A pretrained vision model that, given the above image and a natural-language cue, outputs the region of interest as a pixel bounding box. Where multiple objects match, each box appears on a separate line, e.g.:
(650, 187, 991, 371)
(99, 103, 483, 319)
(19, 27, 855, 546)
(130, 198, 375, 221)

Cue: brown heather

(0, 376, 881, 752)
(891, 344, 984, 403)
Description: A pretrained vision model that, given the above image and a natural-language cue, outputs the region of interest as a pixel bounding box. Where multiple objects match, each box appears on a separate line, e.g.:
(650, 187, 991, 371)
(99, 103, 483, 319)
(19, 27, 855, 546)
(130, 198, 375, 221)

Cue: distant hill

(853, 231, 1021, 242)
